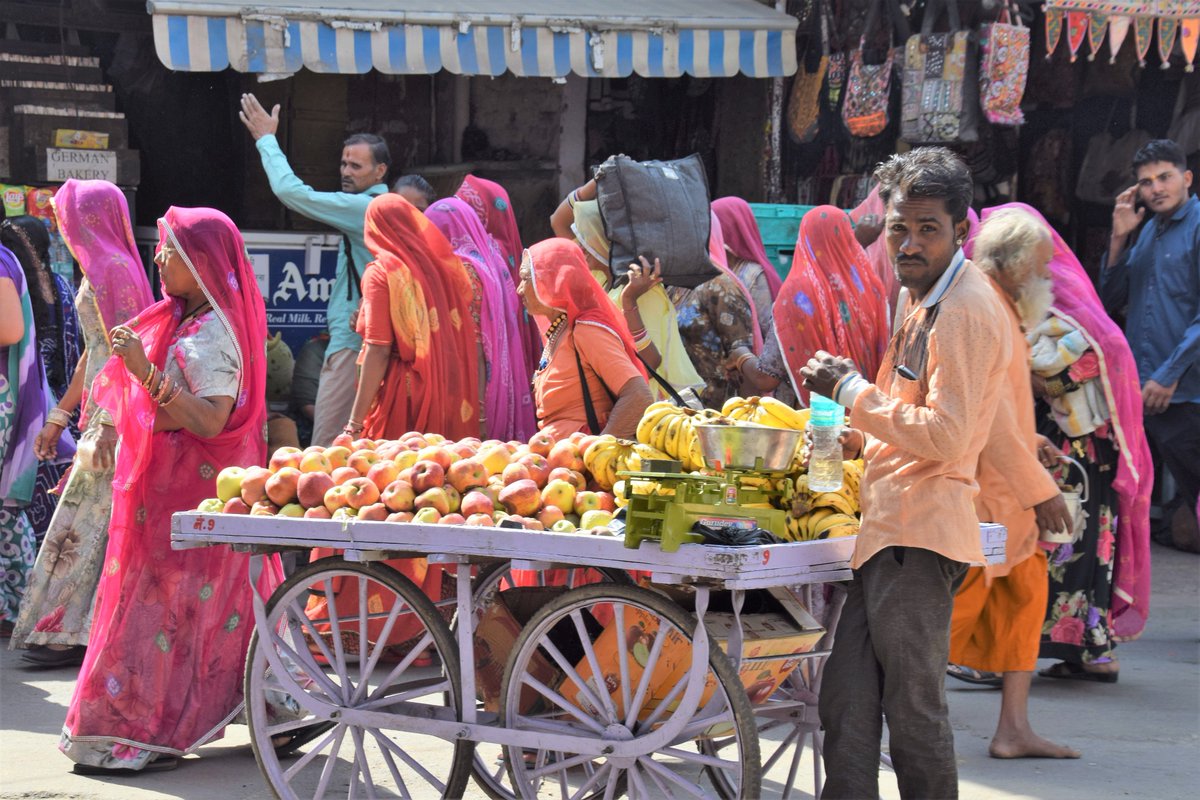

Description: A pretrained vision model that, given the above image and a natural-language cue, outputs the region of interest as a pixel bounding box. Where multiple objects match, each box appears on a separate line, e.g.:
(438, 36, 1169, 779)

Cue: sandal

(946, 663, 1002, 687)
(1038, 661, 1118, 684)
(73, 756, 179, 776)
(273, 721, 336, 758)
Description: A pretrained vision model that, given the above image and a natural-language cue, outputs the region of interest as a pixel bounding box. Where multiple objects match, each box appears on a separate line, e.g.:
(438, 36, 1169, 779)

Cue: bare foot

(989, 731, 1081, 759)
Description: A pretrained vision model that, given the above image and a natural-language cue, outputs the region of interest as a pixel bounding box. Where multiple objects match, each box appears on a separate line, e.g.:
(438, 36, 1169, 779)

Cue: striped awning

(146, 0, 798, 79)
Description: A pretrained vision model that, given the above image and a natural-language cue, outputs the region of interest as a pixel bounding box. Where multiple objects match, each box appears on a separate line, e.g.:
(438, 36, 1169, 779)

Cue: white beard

(1015, 275, 1054, 330)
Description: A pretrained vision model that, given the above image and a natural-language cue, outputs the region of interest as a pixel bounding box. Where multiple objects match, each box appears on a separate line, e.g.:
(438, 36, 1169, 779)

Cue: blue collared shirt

(255, 134, 387, 357)
(1100, 194, 1200, 404)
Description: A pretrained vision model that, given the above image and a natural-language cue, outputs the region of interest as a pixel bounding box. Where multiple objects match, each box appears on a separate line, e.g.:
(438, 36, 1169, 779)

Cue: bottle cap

(809, 393, 844, 427)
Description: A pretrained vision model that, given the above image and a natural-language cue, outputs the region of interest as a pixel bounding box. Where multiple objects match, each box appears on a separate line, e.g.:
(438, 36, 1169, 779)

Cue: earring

(956, 238, 964, 246)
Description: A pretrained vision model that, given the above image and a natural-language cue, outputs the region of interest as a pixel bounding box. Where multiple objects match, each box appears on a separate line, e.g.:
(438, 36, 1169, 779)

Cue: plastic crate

(748, 203, 815, 280)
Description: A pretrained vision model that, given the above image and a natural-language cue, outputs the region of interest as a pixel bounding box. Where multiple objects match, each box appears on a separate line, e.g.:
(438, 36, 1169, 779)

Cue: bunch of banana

(782, 508, 861, 542)
(635, 402, 713, 471)
(789, 461, 864, 516)
(583, 436, 670, 490)
(720, 396, 811, 431)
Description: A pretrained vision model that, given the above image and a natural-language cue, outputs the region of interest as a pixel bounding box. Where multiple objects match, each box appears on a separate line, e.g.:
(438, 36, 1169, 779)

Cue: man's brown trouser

(819, 546, 968, 800)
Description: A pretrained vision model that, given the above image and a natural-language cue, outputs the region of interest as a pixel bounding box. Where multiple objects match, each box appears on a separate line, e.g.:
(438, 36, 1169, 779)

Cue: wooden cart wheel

(460, 562, 632, 800)
(244, 557, 473, 799)
(499, 583, 761, 799)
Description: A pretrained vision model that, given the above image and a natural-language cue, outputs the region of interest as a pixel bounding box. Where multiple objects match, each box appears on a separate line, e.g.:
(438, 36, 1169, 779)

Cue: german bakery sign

(46, 148, 117, 182)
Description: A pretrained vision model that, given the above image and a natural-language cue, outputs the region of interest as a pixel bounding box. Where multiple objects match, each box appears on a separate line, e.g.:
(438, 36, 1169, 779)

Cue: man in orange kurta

(949, 208, 1080, 759)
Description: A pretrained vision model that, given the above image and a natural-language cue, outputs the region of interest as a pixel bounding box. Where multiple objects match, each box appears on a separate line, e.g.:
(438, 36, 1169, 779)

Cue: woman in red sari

(62, 207, 280, 774)
(733, 206, 889, 407)
(342, 194, 480, 441)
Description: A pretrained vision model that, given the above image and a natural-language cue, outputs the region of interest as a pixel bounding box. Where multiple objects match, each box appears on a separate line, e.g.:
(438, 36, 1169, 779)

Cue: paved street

(1, 542, 1196, 800)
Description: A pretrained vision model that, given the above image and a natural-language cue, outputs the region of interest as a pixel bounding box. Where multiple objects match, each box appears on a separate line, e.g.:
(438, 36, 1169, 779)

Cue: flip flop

(946, 663, 1002, 687)
(73, 756, 179, 776)
(1038, 661, 1118, 684)
(273, 721, 337, 758)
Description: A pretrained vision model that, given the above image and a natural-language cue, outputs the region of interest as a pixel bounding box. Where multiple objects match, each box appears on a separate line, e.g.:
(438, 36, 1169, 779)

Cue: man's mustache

(895, 257, 927, 267)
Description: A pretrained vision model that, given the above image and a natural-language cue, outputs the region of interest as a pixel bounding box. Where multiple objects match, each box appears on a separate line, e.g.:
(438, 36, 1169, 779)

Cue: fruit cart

(171, 512, 1005, 799)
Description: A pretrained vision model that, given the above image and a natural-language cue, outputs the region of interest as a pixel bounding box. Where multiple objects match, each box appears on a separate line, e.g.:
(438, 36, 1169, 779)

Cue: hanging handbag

(978, 1, 1029, 126)
(788, 0, 834, 143)
(841, 0, 896, 138)
(900, 0, 981, 144)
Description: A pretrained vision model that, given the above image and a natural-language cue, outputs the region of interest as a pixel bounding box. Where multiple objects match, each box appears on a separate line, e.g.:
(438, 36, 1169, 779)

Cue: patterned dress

(11, 282, 115, 648)
(668, 274, 756, 409)
(731, 258, 774, 340)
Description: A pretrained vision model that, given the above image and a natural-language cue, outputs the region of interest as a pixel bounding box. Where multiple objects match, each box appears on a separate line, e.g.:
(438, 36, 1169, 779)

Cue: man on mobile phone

(1101, 139, 1200, 552)
(801, 148, 1011, 799)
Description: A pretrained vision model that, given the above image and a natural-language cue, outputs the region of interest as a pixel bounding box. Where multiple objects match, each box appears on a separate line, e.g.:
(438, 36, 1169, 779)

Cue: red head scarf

(524, 238, 647, 381)
(363, 193, 480, 440)
(95, 207, 267, 490)
(712, 196, 783, 299)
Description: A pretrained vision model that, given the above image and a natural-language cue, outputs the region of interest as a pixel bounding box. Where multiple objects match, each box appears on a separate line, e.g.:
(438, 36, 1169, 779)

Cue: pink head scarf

(849, 185, 900, 313)
(708, 211, 763, 354)
(94, 207, 267, 490)
(425, 196, 538, 441)
(52, 179, 154, 428)
(973, 202, 1153, 640)
(712, 196, 783, 299)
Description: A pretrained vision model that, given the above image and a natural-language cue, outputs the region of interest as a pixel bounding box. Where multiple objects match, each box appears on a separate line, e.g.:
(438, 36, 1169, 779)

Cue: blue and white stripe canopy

(147, 0, 798, 78)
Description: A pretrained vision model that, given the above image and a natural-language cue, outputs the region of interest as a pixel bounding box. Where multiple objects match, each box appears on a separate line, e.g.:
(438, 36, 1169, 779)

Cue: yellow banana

(721, 396, 748, 417)
(638, 405, 676, 446)
(589, 444, 619, 490)
(810, 491, 858, 517)
(759, 396, 811, 431)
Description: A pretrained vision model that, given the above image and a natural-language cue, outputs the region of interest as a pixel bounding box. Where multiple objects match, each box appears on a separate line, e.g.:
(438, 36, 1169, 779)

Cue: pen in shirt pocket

(895, 364, 919, 381)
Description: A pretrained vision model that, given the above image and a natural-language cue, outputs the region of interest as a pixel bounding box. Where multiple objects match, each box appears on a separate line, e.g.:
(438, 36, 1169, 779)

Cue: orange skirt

(949, 549, 1048, 674)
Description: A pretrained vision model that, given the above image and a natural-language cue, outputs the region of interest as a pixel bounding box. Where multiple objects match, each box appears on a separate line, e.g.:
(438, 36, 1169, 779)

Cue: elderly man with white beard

(946, 208, 1081, 760)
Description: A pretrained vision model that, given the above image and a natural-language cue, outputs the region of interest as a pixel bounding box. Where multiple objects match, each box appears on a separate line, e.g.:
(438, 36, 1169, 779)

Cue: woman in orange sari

(311, 194, 480, 657)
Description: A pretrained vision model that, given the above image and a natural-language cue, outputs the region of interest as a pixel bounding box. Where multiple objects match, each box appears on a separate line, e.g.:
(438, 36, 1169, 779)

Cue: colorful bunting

(1043, 1, 1200, 67)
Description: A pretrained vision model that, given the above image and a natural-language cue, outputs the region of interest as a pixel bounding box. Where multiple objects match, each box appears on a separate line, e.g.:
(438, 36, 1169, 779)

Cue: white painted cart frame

(172, 512, 1003, 799)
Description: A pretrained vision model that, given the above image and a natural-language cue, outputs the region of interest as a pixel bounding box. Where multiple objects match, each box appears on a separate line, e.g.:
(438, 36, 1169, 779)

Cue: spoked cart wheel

(244, 557, 473, 799)
(462, 562, 632, 800)
(499, 583, 761, 799)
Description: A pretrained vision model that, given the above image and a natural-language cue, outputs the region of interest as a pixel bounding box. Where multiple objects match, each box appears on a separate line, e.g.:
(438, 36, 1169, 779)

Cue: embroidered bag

(842, 0, 896, 138)
(788, 0, 833, 143)
(978, 1, 1029, 126)
(900, 0, 981, 144)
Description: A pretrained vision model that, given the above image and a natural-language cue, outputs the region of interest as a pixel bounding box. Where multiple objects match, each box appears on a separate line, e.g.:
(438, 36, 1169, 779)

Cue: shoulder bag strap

(637, 354, 687, 406)
(343, 233, 361, 301)
(574, 346, 606, 435)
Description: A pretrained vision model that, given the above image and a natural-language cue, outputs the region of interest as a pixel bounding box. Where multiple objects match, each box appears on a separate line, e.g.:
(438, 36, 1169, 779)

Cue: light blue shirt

(254, 134, 387, 356)
(1101, 194, 1200, 404)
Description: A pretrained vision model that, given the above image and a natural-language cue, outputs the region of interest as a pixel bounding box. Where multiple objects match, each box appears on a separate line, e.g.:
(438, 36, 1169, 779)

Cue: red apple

(520, 517, 546, 531)
(304, 506, 333, 519)
(269, 446, 303, 472)
(415, 487, 451, 516)
(331, 466, 360, 485)
(499, 478, 542, 517)
(527, 430, 556, 457)
(350, 438, 377, 451)
(401, 433, 429, 450)
(393, 449, 419, 470)
(331, 432, 355, 448)
(381, 480, 416, 512)
(303, 445, 325, 455)
(240, 466, 273, 505)
(439, 513, 466, 525)
(410, 461, 446, 493)
(299, 450, 332, 474)
(348, 449, 381, 476)
(375, 441, 403, 461)
(574, 491, 603, 516)
(324, 484, 352, 513)
(325, 445, 352, 470)
(465, 513, 495, 527)
(357, 502, 389, 521)
(222, 497, 251, 515)
(518, 453, 551, 488)
(386, 511, 414, 523)
(251, 499, 279, 516)
(298, 472, 336, 509)
(502, 462, 532, 486)
(343, 477, 380, 510)
(449, 441, 478, 460)
(548, 467, 587, 493)
(537, 505, 566, 529)
(460, 491, 495, 518)
(424, 433, 447, 445)
(366, 460, 401, 492)
(417, 445, 455, 471)
(595, 491, 617, 512)
(568, 431, 588, 445)
(447, 458, 488, 493)
(547, 440, 585, 473)
(397, 466, 415, 485)
(265, 467, 302, 507)
(577, 435, 600, 457)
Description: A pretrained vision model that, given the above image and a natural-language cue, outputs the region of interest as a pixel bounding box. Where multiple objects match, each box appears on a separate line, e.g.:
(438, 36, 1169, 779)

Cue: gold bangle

(153, 374, 173, 404)
(161, 381, 184, 406)
(47, 407, 73, 428)
(140, 363, 157, 390)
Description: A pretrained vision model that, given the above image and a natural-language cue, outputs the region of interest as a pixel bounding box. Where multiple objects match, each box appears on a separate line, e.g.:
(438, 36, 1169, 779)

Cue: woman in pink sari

(973, 203, 1152, 681)
(62, 207, 281, 774)
(425, 196, 537, 441)
(712, 196, 783, 338)
(456, 174, 541, 374)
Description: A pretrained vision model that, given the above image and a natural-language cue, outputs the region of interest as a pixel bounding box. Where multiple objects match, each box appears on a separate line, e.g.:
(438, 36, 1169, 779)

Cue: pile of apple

(198, 429, 620, 533)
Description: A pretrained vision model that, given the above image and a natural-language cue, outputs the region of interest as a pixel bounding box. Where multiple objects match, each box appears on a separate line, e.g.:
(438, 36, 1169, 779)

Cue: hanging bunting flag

(1133, 13, 1154, 66)
(1087, 12, 1109, 61)
(1066, 11, 1089, 62)
(1157, 16, 1181, 68)
(1181, 18, 1199, 72)
(1045, 7, 1065, 58)
(1107, 15, 1133, 63)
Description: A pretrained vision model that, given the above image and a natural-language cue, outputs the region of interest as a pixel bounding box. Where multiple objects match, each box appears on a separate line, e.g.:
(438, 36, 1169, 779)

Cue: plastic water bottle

(807, 393, 844, 492)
